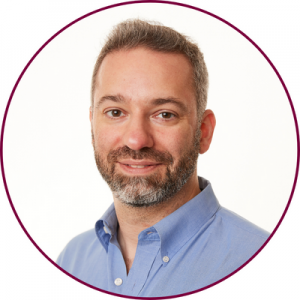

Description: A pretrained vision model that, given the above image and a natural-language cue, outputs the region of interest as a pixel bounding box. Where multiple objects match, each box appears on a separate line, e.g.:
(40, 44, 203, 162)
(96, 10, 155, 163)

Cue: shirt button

(163, 256, 170, 263)
(114, 278, 123, 286)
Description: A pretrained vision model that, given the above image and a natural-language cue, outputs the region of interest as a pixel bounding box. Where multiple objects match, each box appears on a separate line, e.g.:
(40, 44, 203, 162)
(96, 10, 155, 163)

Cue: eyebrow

(95, 94, 188, 113)
(150, 98, 188, 113)
(95, 94, 125, 108)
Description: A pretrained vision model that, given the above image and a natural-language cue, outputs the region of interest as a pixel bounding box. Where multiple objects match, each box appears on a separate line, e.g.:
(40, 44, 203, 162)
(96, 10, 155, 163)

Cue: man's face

(90, 47, 200, 207)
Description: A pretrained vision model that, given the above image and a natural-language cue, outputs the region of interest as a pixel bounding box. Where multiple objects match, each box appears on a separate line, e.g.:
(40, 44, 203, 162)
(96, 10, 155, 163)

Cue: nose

(122, 116, 154, 150)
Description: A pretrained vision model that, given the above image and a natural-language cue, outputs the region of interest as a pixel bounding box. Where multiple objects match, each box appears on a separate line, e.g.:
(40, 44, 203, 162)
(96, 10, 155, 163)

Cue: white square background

(1, 1, 299, 299)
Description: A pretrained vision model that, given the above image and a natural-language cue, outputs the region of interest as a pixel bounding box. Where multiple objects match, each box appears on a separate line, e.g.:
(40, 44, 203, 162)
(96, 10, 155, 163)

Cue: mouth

(117, 160, 163, 174)
(124, 164, 153, 169)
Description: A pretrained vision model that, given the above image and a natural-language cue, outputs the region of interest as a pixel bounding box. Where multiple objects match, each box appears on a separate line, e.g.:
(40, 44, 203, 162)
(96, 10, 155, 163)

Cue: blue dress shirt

(57, 177, 269, 297)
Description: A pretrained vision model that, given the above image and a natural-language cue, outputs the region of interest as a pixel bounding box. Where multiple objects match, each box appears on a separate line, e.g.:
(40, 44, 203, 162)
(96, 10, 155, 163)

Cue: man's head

(90, 20, 215, 207)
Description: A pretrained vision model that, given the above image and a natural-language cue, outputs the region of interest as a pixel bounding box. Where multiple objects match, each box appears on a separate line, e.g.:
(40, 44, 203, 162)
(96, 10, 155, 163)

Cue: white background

(0, 0, 299, 299)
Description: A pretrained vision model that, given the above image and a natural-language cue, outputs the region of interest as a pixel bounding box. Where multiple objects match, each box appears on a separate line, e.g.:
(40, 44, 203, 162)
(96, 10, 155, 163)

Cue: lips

(117, 160, 162, 174)
(125, 165, 151, 168)
(118, 160, 160, 166)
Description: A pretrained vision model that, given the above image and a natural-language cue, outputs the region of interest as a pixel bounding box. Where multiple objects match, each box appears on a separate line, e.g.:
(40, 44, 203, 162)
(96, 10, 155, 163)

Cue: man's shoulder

(165, 206, 271, 291)
(56, 228, 100, 269)
(64, 228, 98, 249)
(212, 206, 270, 250)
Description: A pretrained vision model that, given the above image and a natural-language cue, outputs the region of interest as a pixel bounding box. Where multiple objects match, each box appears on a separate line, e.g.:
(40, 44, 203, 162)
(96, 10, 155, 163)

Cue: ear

(199, 109, 216, 154)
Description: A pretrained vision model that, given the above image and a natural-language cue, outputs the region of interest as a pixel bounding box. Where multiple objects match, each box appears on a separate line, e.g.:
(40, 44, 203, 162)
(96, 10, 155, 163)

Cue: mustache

(107, 146, 174, 165)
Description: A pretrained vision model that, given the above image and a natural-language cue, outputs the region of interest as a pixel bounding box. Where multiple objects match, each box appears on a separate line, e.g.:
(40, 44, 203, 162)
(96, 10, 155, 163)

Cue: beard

(92, 128, 200, 207)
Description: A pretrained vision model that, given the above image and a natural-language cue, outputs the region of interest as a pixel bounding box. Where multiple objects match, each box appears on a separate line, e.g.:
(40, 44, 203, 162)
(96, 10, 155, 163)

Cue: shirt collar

(95, 177, 220, 257)
(95, 203, 118, 252)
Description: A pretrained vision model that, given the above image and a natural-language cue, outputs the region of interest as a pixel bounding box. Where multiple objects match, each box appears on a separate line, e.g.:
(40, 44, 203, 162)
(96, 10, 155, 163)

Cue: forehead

(94, 47, 196, 107)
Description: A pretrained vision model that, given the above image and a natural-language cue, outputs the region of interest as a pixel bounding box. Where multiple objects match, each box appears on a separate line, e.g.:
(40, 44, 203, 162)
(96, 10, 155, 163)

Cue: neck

(115, 171, 200, 273)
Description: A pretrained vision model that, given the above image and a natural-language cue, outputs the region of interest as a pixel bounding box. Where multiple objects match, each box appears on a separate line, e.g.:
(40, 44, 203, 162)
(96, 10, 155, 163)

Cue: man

(57, 19, 269, 297)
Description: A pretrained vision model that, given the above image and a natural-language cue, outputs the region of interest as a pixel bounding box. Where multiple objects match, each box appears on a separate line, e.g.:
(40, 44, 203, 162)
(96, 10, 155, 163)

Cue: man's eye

(157, 112, 175, 119)
(106, 110, 124, 118)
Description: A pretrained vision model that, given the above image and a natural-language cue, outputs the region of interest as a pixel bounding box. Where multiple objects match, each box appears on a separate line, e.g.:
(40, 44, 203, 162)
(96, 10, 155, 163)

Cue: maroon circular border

(1, 1, 299, 299)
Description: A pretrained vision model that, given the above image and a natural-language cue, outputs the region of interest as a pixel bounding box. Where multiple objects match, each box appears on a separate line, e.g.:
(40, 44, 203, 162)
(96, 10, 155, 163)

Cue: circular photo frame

(1, 1, 299, 299)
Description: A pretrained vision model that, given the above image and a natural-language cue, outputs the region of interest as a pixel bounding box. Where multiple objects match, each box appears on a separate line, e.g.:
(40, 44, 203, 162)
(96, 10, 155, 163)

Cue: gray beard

(93, 128, 200, 207)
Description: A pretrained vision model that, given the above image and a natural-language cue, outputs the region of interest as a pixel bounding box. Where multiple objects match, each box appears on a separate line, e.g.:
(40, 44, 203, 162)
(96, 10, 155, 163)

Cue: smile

(126, 164, 151, 168)
(117, 161, 162, 175)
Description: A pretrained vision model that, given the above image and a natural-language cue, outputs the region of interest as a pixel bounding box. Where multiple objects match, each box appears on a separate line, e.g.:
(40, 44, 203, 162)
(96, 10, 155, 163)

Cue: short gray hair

(91, 19, 209, 119)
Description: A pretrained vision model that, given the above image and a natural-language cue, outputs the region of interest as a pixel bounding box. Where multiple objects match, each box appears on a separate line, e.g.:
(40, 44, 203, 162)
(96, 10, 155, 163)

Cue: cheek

(93, 125, 121, 153)
(154, 126, 193, 157)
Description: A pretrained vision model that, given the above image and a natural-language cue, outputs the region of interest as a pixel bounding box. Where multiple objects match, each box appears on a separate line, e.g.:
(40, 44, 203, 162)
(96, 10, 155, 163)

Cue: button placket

(123, 232, 160, 296)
